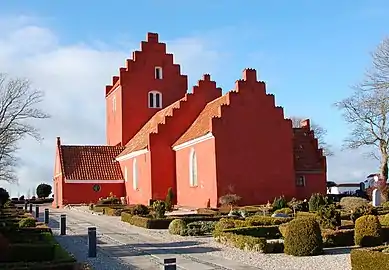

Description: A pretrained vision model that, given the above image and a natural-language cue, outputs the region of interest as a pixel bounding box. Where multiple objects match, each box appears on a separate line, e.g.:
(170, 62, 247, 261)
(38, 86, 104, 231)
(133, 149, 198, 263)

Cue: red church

(53, 32, 326, 208)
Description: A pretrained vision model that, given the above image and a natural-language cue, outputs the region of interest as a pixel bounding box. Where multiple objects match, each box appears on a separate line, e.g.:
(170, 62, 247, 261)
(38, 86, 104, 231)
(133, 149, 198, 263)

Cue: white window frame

(296, 176, 306, 187)
(133, 158, 138, 190)
(124, 166, 128, 182)
(155, 66, 163, 79)
(148, 91, 162, 108)
(112, 95, 116, 112)
(189, 148, 198, 187)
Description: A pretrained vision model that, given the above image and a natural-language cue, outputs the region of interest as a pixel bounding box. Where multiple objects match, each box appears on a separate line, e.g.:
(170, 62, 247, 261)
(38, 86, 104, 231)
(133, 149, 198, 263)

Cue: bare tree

(290, 116, 334, 156)
(335, 37, 389, 179)
(0, 73, 49, 183)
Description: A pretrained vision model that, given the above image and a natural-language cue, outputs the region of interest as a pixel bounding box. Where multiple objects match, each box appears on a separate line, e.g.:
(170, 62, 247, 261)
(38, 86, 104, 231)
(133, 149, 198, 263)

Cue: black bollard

(35, 206, 39, 218)
(29, 203, 33, 213)
(164, 258, 177, 270)
(88, 227, 97, 257)
(60, 214, 66, 235)
(24, 202, 27, 211)
(44, 208, 49, 224)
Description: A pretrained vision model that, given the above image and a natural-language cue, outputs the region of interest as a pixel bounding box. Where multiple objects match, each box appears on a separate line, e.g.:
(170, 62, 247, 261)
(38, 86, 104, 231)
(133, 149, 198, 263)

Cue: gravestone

(372, 188, 381, 207)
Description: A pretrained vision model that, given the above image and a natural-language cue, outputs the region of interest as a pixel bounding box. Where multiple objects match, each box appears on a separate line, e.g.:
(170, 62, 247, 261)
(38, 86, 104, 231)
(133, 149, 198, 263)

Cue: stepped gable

(117, 96, 188, 157)
(293, 119, 326, 171)
(59, 141, 125, 180)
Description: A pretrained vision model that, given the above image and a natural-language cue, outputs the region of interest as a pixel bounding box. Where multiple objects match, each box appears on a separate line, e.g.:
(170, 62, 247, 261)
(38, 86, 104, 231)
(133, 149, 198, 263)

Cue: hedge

(222, 225, 281, 239)
(350, 246, 389, 270)
(321, 229, 354, 247)
(4, 243, 56, 262)
(244, 216, 293, 226)
(121, 212, 223, 229)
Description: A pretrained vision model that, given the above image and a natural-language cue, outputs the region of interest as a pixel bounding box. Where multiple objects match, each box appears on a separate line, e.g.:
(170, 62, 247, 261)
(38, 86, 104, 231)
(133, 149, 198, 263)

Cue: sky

(0, 0, 388, 197)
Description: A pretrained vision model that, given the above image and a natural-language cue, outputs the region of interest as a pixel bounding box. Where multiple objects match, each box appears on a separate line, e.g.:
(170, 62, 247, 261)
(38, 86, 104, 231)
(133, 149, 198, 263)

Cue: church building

(53, 32, 326, 208)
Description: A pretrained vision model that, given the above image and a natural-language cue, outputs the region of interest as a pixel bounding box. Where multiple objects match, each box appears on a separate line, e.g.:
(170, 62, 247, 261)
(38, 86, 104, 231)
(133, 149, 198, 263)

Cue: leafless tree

(0, 73, 49, 183)
(290, 116, 334, 156)
(335, 37, 389, 179)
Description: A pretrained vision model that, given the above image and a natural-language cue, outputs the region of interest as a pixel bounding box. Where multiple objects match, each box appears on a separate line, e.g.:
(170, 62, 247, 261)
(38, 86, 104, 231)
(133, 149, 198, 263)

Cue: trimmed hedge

(244, 216, 293, 226)
(222, 225, 281, 239)
(321, 229, 354, 247)
(351, 246, 389, 270)
(355, 215, 382, 247)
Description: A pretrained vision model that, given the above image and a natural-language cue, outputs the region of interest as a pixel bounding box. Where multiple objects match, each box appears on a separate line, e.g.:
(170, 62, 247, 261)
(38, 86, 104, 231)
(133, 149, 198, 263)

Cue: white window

(296, 176, 306, 187)
(133, 158, 138, 190)
(155, 67, 163, 79)
(189, 148, 198, 187)
(124, 166, 128, 182)
(112, 96, 116, 112)
(148, 91, 162, 108)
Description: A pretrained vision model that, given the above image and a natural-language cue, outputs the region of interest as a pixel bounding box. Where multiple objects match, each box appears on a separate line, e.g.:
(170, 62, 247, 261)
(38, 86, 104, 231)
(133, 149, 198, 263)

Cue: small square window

(155, 67, 163, 79)
(296, 176, 306, 187)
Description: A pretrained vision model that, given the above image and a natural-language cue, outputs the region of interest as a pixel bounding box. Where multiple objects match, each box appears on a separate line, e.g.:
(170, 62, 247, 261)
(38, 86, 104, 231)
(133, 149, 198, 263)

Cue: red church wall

(106, 85, 123, 146)
(105, 33, 188, 147)
(175, 138, 218, 208)
(149, 75, 222, 203)
(212, 69, 296, 205)
(53, 147, 64, 207)
(120, 152, 152, 206)
(296, 173, 326, 200)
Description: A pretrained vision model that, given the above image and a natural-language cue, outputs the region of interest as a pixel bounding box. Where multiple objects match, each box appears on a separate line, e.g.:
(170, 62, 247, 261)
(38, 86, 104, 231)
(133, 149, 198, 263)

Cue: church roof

(173, 94, 229, 147)
(117, 97, 186, 158)
(60, 145, 125, 180)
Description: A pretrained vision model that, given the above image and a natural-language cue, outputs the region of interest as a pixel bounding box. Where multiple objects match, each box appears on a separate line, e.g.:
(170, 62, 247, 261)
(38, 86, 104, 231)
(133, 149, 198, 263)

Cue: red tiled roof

(173, 94, 229, 147)
(60, 145, 125, 180)
(293, 128, 325, 171)
(118, 97, 186, 157)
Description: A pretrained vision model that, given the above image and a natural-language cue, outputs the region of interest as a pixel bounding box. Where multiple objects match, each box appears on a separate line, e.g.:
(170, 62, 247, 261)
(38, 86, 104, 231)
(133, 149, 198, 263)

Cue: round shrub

(284, 217, 323, 256)
(168, 219, 187, 236)
(152, 200, 166, 218)
(354, 215, 382, 247)
(379, 214, 389, 226)
(214, 218, 235, 232)
(340, 197, 368, 212)
(19, 217, 36, 228)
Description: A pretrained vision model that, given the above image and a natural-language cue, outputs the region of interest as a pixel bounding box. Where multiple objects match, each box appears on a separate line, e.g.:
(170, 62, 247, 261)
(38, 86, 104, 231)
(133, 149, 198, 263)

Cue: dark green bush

(168, 219, 187, 236)
(130, 204, 150, 216)
(351, 246, 389, 270)
(245, 216, 293, 226)
(272, 196, 287, 210)
(7, 243, 56, 262)
(355, 215, 382, 247)
(223, 225, 281, 239)
(316, 204, 341, 229)
(187, 221, 216, 235)
(165, 188, 174, 212)
(284, 217, 323, 256)
(274, 208, 293, 215)
(351, 205, 378, 223)
(308, 193, 326, 212)
(214, 231, 267, 252)
(19, 217, 36, 228)
(321, 229, 354, 247)
(152, 200, 166, 218)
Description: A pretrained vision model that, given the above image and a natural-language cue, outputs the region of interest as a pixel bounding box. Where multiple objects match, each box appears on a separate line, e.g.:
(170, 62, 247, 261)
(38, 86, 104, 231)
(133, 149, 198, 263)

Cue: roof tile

(60, 145, 125, 180)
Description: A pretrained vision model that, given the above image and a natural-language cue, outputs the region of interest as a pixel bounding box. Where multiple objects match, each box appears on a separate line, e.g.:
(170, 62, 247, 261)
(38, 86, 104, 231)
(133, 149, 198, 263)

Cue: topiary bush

(168, 219, 187, 236)
(152, 200, 166, 218)
(379, 214, 389, 226)
(351, 204, 378, 224)
(19, 217, 36, 228)
(272, 196, 287, 210)
(340, 196, 369, 212)
(354, 215, 383, 247)
(308, 193, 326, 212)
(131, 204, 150, 216)
(213, 218, 236, 234)
(274, 207, 293, 215)
(165, 187, 174, 212)
(284, 217, 323, 256)
(316, 204, 341, 229)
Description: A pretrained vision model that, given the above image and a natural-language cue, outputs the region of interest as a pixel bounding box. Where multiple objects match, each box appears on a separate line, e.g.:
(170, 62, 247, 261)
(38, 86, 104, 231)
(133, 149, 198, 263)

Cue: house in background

(53, 32, 327, 208)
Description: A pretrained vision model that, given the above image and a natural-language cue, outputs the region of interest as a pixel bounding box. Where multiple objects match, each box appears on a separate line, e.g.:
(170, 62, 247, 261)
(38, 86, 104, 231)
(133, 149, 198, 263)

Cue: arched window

(189, 148, 198, 187)
(148, 91, 162, 108)
(133, 158, 138, 190)
(124, 166, 128, 182)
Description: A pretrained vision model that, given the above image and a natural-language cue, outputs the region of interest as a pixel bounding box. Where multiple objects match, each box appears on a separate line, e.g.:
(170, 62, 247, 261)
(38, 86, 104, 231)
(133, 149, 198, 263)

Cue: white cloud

(0, 16, 226, 197)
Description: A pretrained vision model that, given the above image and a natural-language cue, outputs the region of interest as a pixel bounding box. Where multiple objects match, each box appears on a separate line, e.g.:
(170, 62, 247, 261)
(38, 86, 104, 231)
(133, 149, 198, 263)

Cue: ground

(41, 205, 352, 270)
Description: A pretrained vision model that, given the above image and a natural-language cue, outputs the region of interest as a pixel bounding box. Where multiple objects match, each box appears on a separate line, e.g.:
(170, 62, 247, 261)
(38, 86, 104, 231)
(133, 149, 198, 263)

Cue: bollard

(24, 202, 27, 211)
(60, 214, 66, 235)
(44, 208, 49, 224)
(35, 206, 39, 218)
(29, 203, 33, 213)
(163, 258, 177, 270)
(88, 227, 97, 258)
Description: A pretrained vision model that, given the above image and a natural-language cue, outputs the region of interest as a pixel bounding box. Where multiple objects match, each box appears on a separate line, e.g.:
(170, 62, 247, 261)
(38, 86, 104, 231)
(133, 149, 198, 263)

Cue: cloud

(0, 16, 226, 196)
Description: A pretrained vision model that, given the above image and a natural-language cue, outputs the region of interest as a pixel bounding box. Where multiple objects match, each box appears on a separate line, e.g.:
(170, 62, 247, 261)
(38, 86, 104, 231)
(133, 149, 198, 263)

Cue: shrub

(19, 217, 36, 228)
(223, 225, 281, 239)
(36, 183, 52, 198)
(382, 201, 389, 209)
(152, 200, 166, 218)
(379, 214, 389, 226)
(316, 204, 341, 229)
(88, 203, 94, 210)
(0, 188, 10, 207)
(295, 211, 317, 219)
(351, 246, 389, 270)
(245, 216, 293, 226)
(351, 205, 378, 223)
(355, 215, 383, 247)
(218, 194, 241, 210)
(131, 204, 150, 216)
(321, 229, 354, 247)
(214, 218, 236, 233)
(214, 232, 267, 252)
(98, 197, 120, 205)
(165, 188, 174, 212)
(187, 221, 216, 235)
(274, 207, 293, 215)
(340, 196, 369, 212)
(288, 198, 309, 212)
(278, 223, 289, 238)
(284, 217, 323, 256)
(272, 196, 287, 210)
(168, 219, 187, 236)
(308, 193, 326, 212)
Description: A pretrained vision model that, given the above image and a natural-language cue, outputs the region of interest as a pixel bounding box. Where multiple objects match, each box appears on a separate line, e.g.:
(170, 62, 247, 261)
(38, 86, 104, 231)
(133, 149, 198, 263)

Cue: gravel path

(59, 206, 352, 270)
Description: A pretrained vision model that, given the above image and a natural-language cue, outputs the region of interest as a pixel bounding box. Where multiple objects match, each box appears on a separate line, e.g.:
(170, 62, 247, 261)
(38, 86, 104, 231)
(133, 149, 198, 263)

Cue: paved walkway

(44, 207, 259, 270)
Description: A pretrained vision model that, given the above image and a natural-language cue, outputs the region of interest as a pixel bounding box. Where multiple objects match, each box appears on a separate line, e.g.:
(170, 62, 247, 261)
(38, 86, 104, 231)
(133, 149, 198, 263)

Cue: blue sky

(1, 1, 389, 195)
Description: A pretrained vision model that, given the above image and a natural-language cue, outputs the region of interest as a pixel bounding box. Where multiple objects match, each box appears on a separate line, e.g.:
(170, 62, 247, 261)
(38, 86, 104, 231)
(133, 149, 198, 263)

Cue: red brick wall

(106, 86, 123, 146)
(175, 138, 218, 208)
(296, 173, 327, 200)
